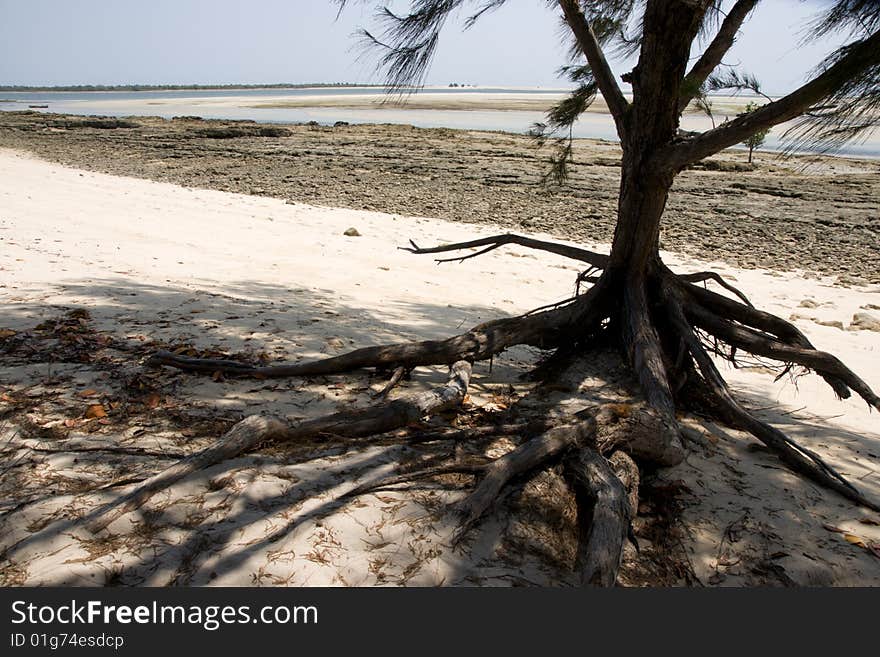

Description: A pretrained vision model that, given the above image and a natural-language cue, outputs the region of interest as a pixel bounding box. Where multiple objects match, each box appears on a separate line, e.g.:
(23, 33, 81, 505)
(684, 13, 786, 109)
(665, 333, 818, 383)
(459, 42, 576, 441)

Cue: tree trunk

(607, 155, 673, 278)
(604, 1, 704, 280)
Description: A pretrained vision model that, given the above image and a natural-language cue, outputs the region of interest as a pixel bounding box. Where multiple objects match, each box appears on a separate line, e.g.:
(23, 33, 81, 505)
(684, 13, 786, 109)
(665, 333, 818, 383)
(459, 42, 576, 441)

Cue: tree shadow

(0, 274, 555, 586)
(1, 277, 878, 587)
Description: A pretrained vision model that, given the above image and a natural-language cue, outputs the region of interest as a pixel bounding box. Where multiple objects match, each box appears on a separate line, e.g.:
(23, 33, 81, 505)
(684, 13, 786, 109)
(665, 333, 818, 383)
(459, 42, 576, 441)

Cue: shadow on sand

(1, 276, 878, 587)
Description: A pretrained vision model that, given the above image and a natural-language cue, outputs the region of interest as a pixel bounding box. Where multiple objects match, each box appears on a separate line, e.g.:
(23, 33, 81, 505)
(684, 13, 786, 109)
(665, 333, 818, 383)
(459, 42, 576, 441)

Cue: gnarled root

(85, 360, 473, 533)
(344, 403, 672, 584)
(454, 419, 596, 541)
(148, 280, 608, 379)
(402, 232, 609, 268)
(99, 233, 880, 583)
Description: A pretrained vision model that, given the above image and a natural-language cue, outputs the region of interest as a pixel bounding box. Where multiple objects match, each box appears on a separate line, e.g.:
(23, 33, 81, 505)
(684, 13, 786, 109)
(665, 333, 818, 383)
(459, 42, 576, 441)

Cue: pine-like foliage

(335, 1, 880, 159)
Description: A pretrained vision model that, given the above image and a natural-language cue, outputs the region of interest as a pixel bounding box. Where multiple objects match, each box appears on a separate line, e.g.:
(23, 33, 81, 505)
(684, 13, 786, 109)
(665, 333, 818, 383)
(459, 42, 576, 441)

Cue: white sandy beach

(1, 148, 878, 586)
(50, 89, 754, 115)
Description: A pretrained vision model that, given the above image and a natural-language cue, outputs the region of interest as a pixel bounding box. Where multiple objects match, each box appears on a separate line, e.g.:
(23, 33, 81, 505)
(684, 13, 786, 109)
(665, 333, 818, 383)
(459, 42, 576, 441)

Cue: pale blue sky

(0, 1, 851, 95)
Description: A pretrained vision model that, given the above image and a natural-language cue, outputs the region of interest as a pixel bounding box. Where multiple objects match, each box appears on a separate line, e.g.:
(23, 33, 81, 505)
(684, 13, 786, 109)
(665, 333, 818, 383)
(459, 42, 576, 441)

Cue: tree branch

(665, 28, 880, 168)
(558, 0, 630, 140)
(678, 0, 761, 113)
(403, 232, 609, 268)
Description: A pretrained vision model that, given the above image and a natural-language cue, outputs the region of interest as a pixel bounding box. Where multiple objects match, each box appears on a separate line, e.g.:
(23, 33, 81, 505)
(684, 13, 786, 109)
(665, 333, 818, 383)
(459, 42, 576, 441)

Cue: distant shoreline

(0, 83, 387, 93)
(0, 110, 877, 284)
(2, 87, 876, 159)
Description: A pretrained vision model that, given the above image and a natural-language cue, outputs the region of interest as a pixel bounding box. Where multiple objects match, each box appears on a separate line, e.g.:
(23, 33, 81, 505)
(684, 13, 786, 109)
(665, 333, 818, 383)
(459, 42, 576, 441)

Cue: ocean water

(1, 87, 877, 159)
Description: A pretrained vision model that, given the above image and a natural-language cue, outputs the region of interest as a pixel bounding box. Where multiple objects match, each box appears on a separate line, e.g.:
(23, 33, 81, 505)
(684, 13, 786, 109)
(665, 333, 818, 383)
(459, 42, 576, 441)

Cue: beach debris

(325, 337, 346, 350)
(849, 312, 880, 332)
(343, 227, 361, 237)
(822, 524, 880, 559)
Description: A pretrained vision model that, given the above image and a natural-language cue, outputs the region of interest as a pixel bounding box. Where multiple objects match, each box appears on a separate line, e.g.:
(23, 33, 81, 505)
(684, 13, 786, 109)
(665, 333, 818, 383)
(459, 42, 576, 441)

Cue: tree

(87, 1, 880, 585)
(739, 101, 770, 162)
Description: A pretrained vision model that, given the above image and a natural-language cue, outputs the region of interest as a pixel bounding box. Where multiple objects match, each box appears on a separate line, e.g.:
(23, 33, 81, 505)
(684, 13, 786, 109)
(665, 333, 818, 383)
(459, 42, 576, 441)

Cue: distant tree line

(0, 83, 383, 92)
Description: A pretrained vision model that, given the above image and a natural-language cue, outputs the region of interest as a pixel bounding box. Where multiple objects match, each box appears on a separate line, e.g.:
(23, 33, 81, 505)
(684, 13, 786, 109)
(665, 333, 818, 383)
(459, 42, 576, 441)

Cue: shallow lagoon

(1, 87, 877, 158)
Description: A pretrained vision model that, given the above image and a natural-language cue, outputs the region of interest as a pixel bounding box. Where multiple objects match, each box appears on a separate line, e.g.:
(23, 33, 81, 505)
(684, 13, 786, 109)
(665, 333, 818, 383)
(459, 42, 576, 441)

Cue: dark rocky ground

(0, 110, 877, 283)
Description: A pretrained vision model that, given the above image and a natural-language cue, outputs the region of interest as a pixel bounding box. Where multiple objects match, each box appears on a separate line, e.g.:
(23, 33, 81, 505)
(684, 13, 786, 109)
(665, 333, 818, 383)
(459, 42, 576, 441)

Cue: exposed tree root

(402, 232, 609, 268)
(85, 415, 288, 534)
(622, 279, 677, 421)
(684, 302, 880, 410)
(148, 280, 607, 379)
(662, 290, 880, 511)
(341, 461, 490, 501)
(403, 421, 539, 445)
(607, 450, 640, 528)
(566, 447, 633, 587)
(319, 403, 678, 588)
(680, 279, 853, 400)
(454, 420, 595, 541)
(86, 361, 473, 533)
(373, 366, 408, 399)
(679, 271, 754, 308)
(100, 234, 880, 584)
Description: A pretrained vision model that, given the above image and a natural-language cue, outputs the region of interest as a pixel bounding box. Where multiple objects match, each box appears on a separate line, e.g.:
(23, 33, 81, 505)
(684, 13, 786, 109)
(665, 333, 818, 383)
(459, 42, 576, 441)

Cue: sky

(0, 1, 853, 95)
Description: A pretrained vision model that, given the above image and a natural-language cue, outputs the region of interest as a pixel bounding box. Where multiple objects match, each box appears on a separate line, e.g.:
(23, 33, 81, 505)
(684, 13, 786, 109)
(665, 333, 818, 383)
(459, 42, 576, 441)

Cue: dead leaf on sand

(84, 404, 107, 419)
(825, 524, 880, 559)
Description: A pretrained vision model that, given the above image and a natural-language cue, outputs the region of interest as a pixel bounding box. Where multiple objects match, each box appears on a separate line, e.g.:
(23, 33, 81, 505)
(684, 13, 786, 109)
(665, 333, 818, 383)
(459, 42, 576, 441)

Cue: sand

(1, 112, 878, 284)
(1, 149, 878, 586)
